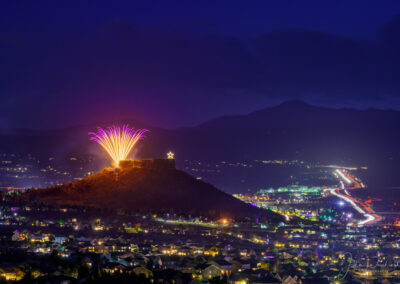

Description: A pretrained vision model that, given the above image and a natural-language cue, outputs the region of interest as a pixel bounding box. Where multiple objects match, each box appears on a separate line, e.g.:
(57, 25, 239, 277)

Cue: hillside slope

(24, 166, 282, 221)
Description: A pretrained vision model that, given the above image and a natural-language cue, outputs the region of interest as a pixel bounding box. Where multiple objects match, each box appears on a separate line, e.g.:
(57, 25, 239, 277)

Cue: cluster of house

(3, 226, 400, 283)
(3, 203, 400, 283)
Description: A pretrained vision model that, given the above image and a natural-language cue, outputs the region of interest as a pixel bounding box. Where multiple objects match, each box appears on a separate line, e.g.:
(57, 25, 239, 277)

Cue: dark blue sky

(2, 1, 400, 129)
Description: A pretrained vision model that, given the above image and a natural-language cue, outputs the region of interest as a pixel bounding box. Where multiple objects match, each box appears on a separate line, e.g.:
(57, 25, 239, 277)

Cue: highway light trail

(328, 188, 365, 215)
(336, 169, 352, 184)
(331, 169, 382, 226)
(358, 214, 375, 226)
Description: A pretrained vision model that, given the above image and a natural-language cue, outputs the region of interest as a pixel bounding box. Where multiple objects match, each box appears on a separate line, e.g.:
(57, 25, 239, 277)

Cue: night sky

(2, 1, 400, 129)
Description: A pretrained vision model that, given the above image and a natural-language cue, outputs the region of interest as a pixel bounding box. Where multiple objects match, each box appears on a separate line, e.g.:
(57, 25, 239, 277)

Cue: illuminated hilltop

(24, 159, 283, 221)
(119, 158, 175, 169)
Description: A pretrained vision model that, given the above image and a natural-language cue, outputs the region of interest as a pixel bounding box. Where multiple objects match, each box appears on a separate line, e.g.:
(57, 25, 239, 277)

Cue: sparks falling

(89, 125, 148, 167)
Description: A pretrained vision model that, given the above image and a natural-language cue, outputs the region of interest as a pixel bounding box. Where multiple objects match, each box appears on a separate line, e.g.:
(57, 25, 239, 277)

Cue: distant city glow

(89, 125, 147, 167)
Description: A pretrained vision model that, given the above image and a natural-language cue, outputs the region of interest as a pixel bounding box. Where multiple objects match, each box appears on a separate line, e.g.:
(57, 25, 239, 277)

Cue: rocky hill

(24, 162, 282, 222)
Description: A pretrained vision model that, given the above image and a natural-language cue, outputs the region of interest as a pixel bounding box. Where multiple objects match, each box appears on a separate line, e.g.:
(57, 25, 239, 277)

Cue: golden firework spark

(89, 125, 147, 167)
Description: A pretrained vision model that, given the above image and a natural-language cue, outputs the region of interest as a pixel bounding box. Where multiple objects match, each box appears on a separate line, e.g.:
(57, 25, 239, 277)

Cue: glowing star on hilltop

(89, 125, 148, 167)
(167, 151, 175, 159)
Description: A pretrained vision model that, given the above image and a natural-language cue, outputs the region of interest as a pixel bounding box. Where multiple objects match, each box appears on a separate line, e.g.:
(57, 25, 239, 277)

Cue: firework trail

(89, 125, 148, 167)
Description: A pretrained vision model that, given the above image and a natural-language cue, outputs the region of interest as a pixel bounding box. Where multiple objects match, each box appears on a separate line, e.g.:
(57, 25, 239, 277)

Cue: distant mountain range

(176, 100, 400, 164)
(23, 164, 281, 221)
(1, 100, 400, 166)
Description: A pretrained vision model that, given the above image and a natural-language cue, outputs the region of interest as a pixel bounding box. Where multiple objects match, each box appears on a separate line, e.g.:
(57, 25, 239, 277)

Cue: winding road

(328, 169, 382, 226)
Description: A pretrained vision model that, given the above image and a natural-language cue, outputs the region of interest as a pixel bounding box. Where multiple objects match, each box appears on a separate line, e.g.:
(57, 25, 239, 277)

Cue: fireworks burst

(89, 125, 148, 167)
